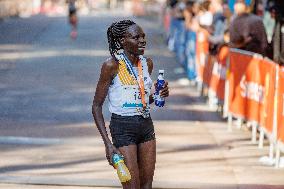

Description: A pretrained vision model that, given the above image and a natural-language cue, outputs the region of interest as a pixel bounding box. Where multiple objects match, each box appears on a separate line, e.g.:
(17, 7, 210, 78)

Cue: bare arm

(92, 58, 120, 165)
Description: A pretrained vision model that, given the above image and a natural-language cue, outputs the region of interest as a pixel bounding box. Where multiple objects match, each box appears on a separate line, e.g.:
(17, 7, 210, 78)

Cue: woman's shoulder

(101, 57, 119, 77)
(103, 57, 119, 69)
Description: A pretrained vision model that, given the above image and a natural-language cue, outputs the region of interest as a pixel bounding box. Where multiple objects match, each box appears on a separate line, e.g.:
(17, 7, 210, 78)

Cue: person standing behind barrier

(67, 0, 78, 39)
(198, 0, 213, 32)
(263, 1, 276, 59)
(183, 1, 200, 80)
(167, 0, 186, 51)
(92, 20, 169, 189)
(166, 0, 178, 50)
(229, 0, 268, 56)
(183, 0, 200, 32)
(208, 0, 231, 55)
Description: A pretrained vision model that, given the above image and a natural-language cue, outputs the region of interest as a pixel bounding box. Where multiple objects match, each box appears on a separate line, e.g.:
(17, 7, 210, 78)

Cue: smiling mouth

(138, 47, 145, 51)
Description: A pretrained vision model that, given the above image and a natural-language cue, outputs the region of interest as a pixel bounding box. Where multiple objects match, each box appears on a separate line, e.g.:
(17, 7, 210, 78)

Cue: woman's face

(192, 2, 199, 14)
(121, 24, 146, 56)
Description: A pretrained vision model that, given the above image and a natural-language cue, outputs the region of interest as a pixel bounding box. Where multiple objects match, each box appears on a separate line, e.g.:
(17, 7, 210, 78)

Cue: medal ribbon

(122, 54, 147, 109)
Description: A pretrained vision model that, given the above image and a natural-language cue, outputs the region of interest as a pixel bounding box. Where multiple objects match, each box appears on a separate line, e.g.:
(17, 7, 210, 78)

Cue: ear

(119, 37, 126, 45)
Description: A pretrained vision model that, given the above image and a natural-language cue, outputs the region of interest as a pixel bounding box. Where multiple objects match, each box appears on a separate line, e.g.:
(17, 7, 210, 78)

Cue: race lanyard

(122, 54, 147, 109)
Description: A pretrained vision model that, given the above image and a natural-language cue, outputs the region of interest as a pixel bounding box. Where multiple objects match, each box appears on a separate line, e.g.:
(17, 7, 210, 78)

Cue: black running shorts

(109, 113, 156, 148)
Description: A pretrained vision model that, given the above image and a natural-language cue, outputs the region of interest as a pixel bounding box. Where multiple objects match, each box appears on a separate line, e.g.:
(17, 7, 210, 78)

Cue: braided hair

(107, 20, 136, 60)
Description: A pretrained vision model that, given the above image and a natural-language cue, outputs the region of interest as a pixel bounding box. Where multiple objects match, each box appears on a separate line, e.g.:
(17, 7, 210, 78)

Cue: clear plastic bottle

(112, 153, 131, 183)
(155, 70, 165, 107)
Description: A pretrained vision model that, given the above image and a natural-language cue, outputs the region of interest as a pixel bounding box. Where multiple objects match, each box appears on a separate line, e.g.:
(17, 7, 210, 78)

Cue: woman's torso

(107, 55, 153, 116)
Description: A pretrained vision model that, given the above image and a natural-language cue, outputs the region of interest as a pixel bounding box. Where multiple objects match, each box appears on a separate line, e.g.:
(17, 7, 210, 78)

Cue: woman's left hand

(160, 81, 169, 98)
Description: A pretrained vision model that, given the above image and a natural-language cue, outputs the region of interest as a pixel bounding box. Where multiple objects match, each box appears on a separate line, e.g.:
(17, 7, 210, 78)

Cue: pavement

(0, 9, 284, 189)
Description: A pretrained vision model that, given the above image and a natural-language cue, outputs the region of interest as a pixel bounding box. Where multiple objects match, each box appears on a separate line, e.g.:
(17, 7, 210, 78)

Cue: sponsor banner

(195, 28, 209, 82)
(258, 59, 276, 133)
(277, 67, 284, 143)
(203, 54, 214, 87)
(210, 45, 229, 101)
(228, 49, 263, 122)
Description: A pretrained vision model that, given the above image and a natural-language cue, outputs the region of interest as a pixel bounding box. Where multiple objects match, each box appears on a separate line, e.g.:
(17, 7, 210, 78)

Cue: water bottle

(112, 153, 131, 183)
(155, 70, 165, 107)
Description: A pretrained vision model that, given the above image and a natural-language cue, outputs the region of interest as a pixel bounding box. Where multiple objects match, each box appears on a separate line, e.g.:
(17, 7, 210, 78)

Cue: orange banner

(209, 46, 229, 101)
(195, 28, 209, 82)
(203, 54, 213, 87)
(277, 67, 284, 143)
(258, 59, 276, 133)
(228, 50, 263, 122)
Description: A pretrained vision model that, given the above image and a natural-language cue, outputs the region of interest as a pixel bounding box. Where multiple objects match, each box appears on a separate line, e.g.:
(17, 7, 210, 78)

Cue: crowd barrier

(225, 49, 284, 167)
(276, 67, 284, 167)
(212, 45, 228, 101)
(278, 68, 284, 144)
(196, 28, 210, 84)
(167, 17, 284, 168)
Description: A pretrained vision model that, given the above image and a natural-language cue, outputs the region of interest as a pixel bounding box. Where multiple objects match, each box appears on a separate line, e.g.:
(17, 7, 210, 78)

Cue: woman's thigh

(138, 139, 156, 188)
(119, 144, 140, 189)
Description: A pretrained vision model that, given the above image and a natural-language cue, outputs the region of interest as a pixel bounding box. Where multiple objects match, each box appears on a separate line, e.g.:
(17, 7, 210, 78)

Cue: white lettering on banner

(212, 61, 226, 79)
(283, 94, 284, 116)
(240, 76, 264, 103)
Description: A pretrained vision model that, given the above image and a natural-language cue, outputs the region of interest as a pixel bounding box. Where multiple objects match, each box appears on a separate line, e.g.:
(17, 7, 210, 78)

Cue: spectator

(167, 0, 186, 51)
(229, 0, 268, 56)
(183, 0, 200, 32)
(263, 1, 276, 43)
(263, 1, 276, 59)
(198, 0, 213, 32)
(208, 0, 232, 55)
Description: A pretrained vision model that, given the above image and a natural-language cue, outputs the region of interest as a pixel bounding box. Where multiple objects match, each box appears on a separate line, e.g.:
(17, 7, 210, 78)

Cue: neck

(124, 52, 139, 66)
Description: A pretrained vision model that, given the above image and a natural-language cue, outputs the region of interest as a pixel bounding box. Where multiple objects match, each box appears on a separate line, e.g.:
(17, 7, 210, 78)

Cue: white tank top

(107, 55, 153, 116)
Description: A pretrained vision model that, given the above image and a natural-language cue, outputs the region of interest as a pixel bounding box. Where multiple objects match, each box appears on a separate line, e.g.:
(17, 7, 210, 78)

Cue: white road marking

(0, 136, 63, 145)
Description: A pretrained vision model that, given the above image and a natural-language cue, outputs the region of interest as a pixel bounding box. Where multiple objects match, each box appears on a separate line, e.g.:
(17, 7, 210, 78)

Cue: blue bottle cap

(112, 153, 123, 164)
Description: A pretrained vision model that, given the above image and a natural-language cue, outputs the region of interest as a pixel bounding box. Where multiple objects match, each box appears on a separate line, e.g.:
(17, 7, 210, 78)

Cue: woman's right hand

(105, 143, 121, 167)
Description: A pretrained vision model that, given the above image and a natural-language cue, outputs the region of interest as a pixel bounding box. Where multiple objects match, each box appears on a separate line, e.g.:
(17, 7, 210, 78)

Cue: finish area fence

(166, 18, 284, 168)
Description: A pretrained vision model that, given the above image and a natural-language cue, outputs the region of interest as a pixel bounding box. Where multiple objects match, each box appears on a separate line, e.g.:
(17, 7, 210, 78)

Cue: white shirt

(108, 55, 153, 116)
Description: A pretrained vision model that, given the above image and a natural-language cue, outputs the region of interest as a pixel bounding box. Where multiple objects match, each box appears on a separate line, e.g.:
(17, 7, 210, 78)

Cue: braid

(107, 20, 136, 60)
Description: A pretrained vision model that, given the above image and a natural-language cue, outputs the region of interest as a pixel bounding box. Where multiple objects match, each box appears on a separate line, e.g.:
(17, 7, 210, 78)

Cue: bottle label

(155, 94, 164, 101)
(155, 80, 165, 102)
(155, 71, 165, 107)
